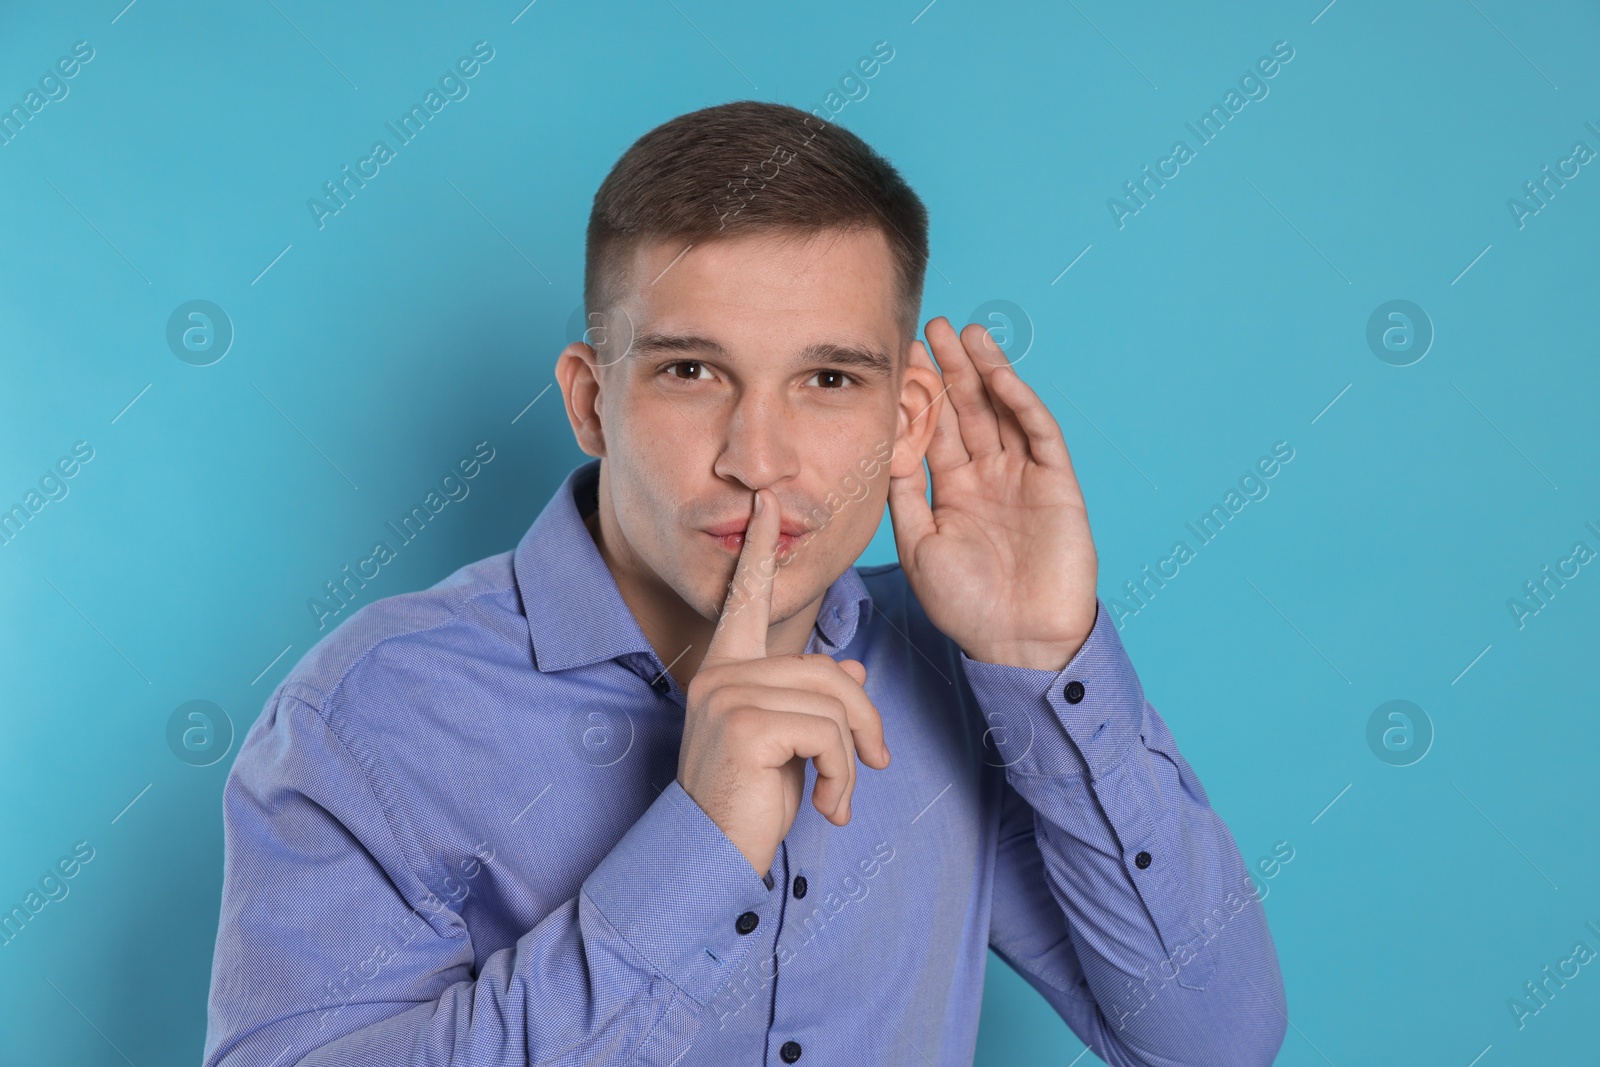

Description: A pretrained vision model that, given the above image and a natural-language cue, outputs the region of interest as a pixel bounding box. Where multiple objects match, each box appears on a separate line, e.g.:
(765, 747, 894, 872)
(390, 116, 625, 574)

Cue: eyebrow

(630, 333, 894, 377)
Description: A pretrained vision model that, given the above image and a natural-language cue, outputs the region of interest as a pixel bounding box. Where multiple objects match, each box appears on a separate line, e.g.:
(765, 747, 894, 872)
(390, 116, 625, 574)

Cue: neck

(582, 489, 824, 691)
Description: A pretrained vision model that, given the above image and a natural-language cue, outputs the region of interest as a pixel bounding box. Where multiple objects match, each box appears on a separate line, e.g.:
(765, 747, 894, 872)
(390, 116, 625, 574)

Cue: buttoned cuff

(959, 596, 1146, 781)
(581, 778, 776, 1007)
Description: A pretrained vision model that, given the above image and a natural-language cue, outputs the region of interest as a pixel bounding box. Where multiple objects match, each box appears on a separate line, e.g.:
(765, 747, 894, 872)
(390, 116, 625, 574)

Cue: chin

(694, 563, 820, 626)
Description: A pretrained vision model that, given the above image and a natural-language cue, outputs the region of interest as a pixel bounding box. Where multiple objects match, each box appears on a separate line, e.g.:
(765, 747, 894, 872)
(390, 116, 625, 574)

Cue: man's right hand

(676, 487, 891, 881)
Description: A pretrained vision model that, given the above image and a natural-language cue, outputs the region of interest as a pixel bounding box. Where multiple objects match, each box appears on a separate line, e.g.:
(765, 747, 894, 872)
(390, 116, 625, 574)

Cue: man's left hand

(888, 316, 1099, 672)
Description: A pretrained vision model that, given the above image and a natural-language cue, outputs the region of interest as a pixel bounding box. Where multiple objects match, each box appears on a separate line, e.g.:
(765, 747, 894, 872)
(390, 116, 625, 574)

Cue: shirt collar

(513, 460, 875, 673)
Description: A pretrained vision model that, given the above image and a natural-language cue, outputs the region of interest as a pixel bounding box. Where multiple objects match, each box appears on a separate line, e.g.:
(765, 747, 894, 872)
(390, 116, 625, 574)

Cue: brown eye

(669, 361, 705, 379)
(809, 370, 851, 388)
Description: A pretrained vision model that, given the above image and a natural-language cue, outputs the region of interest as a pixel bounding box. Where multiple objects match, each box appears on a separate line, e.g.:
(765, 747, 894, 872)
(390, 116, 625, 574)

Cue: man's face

(563, 226, 934, 626)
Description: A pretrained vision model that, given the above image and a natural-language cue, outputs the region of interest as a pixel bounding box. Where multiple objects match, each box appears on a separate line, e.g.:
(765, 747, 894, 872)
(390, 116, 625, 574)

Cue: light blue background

(3, 0, 1597, 1063)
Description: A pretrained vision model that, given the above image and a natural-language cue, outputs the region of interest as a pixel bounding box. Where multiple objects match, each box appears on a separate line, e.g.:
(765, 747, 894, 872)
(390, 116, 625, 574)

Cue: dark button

(1134, 850, 1152, 869)
(780, 1039, 803, 1062)
(735, 911, 760, 935)
(792, 875, 808, 899)
(1064, 680, 1085, 704)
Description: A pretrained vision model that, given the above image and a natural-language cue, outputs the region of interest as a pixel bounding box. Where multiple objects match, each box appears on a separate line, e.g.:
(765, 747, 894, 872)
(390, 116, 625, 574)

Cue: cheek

(611, 457, 685, 559)
(808, 454, 890, 556)
(605, 426, 731, 614)
(607, 391, 701, 523)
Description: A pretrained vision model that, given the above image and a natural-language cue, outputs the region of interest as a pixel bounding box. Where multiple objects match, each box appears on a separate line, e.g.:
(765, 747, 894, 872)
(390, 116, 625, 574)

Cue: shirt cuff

(581, 778, 776, 1007)
(959, 596, 1146, 781)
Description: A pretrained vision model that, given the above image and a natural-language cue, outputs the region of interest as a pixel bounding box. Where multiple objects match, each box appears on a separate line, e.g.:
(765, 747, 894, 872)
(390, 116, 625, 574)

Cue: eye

(806, 369, 857, 389)
(662, 360, 715, 381)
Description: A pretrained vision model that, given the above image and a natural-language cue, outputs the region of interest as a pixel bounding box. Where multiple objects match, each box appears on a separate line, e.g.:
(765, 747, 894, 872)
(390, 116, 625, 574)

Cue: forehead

(613, 227, 901, 344)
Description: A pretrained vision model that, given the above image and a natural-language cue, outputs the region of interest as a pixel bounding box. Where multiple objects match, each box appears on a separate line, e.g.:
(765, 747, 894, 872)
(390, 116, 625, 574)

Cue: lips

(708, 530, 802, 556)
(702, 516, 810, 557)
(703, 519, 809, 538)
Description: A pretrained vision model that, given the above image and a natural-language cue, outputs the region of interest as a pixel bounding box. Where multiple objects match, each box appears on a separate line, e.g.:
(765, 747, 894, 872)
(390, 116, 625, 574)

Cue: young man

(204, 101, 1286, 1066)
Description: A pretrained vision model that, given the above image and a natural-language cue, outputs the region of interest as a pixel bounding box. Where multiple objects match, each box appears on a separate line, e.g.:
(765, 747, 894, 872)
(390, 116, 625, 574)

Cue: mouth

(704, 531, 800, 563)
(703, 519, 810, 559)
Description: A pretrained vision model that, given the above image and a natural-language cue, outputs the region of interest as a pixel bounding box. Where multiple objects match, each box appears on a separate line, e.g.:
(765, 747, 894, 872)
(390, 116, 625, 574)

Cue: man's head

(583, 99, 929, 351)
(556, 101, 943, 635)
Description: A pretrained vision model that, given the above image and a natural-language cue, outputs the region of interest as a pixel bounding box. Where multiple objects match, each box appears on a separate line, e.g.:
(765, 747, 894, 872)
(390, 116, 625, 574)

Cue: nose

(712, 387, 801, 491)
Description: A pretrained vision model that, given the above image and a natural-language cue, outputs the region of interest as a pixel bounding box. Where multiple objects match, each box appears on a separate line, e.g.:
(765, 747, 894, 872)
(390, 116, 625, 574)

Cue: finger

(925, 317, 1001, 458)
(985, 359, 1075, 471)
(721, 682, 858, 805)
(716, 683, 849, 721)
(910, 340, 966, 472)
(887, 454, 936, 560)
(751, 655, 890, 770)
(705, 488, 778, 663)
(752, 708, 857, 822)
(960, 322, 1030, 456)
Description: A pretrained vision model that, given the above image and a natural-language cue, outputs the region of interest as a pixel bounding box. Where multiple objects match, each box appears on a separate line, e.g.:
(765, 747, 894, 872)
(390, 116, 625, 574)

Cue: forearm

(1011, 737, 1284, 1064)
(964, 597, 1287, 1066)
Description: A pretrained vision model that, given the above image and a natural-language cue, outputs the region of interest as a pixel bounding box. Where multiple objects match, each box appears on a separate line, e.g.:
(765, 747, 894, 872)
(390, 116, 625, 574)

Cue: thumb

(887, 459, 935, 558)
(705, 488, 780, 663)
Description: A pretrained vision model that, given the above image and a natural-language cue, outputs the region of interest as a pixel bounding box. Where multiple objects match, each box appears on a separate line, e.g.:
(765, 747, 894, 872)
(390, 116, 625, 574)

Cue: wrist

(964, 596, 1100, 671)
(964, 635, 1088, 673)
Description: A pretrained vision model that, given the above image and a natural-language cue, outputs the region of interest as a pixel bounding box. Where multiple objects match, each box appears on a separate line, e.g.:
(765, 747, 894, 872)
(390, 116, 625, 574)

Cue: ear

(889, 340, 943, 478)
(555, 341, 607, 458)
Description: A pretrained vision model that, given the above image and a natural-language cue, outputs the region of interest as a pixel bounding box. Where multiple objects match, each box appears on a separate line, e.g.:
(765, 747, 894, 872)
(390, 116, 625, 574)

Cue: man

(204, 100, 1286, 1066)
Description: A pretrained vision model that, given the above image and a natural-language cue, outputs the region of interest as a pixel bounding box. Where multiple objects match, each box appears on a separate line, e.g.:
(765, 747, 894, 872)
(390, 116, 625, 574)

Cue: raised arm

(966, 599, 1287, 1066)
(886, 316, 1285, 1064)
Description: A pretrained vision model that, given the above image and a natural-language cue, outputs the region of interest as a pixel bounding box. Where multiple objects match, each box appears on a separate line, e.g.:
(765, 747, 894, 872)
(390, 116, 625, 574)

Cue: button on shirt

(202, 459, 1287, 1066)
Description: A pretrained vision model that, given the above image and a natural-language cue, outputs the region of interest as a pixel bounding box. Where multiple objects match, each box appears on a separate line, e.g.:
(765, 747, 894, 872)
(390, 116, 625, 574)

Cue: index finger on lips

(705, 488, 779, 664)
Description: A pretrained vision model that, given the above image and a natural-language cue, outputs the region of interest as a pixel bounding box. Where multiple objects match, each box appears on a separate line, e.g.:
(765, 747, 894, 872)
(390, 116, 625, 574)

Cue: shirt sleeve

(962, 596, 1288, 1067)
(202, 691, 775, 1067)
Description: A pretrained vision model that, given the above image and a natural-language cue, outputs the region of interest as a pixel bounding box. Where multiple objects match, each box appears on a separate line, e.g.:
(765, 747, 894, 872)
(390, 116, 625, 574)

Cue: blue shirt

(203, 459, 1286, 1066)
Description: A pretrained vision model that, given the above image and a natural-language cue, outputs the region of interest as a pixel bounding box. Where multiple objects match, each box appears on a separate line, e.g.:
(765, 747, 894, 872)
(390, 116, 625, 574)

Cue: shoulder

(270, 548, 527, 730)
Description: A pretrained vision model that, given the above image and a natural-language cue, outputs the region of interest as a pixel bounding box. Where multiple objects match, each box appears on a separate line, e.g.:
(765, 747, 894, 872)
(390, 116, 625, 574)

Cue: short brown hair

(584, 100, 928, 352)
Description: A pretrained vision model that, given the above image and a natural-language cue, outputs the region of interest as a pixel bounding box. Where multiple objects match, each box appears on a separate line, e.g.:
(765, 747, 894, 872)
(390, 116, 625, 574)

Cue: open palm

(888, 317, 1099, 672)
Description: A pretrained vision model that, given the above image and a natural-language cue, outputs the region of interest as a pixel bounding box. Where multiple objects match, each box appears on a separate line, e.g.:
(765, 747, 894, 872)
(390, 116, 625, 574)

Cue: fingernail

(753, 490, 763, 515)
